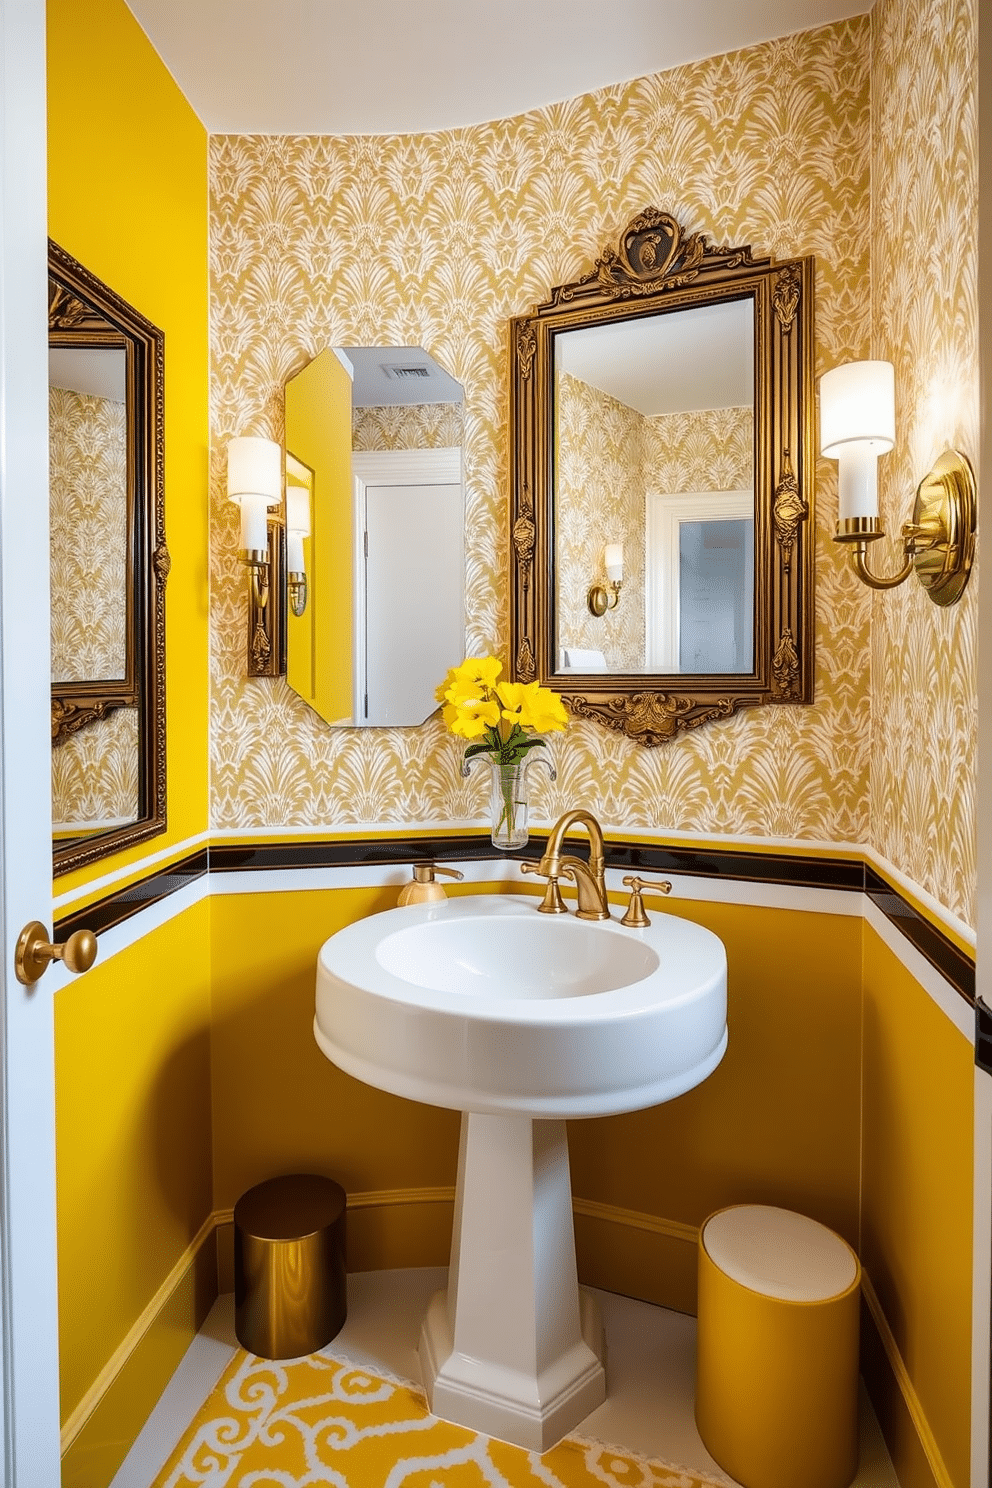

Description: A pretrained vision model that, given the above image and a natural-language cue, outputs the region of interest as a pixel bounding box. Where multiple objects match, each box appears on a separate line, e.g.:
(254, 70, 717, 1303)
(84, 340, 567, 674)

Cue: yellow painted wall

(47, 3, 214, 1479)
(861, 924, 974, 1488)
(47, 0, 210, 900)
(209, 888, 460, 1215)
(209, 888, 862, 1285)
(285, 349, 354, 724)
(568, 901, 863, 1244)
(56, 900, 213, 1481)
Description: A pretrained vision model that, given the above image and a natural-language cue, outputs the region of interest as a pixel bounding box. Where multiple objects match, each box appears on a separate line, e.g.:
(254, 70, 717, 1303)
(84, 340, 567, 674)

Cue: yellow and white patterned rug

(153, 1348, 728, 1487)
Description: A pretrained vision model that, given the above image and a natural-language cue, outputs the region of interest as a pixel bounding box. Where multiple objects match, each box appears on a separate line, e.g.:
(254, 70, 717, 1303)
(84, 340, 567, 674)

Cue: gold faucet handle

(520, 860, 567, 914)
(620, 875, 673, 928)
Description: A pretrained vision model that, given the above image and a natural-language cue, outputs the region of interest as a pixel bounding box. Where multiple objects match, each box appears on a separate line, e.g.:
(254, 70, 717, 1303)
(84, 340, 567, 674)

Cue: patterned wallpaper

(868, 0, 978, 925)
(352, 402, 463, 452)
(49, 386, 127, 683)
(49, 385, 140, 831)
(644, 406, 753, 497)
(556, 372, 645, 670)
(209, 22, 874, 853)
(52, 705, 139, 830)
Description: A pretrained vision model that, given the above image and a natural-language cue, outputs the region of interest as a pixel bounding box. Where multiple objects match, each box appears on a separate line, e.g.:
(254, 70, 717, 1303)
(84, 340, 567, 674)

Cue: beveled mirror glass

(510, 208, 815, 744)
(49, 240, 168, 873)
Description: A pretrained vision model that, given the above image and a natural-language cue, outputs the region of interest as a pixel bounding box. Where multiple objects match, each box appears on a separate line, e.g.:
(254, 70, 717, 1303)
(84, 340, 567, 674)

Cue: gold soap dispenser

(397, 863, 464, 905)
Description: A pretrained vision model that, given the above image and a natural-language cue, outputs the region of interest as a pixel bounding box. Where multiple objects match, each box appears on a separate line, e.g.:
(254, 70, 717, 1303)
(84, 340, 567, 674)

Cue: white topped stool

(695, 1204, 861, 1488)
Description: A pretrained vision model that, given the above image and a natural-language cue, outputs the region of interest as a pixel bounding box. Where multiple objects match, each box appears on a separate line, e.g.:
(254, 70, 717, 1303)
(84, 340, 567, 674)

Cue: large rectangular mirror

(49, 241, 167, 873)
(510, 208, 814, 745)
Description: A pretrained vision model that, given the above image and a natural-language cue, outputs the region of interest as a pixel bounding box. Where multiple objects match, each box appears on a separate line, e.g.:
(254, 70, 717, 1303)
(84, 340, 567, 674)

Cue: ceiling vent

(383, 363, 431, 381)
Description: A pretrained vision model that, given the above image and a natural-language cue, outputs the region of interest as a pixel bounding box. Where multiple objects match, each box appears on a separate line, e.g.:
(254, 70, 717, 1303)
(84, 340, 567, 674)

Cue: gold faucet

(520, 809, 611, 920)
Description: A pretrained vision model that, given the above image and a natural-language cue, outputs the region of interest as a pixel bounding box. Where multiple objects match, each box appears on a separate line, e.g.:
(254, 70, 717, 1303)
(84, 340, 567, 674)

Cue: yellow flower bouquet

(436, 657, 568, 849)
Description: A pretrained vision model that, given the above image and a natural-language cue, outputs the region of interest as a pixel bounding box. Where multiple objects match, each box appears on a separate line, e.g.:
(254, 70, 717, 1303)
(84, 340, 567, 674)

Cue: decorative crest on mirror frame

(509, 208, 815, 746)
(49, 239, 168, 873)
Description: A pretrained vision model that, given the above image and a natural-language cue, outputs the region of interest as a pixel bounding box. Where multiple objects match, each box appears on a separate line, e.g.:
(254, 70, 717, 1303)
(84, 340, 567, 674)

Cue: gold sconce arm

(244, 548, 270, 610)
(833, 449, 975, 607)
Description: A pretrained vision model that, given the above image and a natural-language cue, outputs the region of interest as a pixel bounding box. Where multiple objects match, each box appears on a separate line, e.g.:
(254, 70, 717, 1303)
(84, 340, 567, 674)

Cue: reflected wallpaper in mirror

(49, 346, 140, 836)
(553, 298, 754, 676)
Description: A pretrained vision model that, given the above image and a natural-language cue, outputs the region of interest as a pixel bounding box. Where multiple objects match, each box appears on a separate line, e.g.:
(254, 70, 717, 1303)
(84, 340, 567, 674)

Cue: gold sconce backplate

(910, 448, 975, 607)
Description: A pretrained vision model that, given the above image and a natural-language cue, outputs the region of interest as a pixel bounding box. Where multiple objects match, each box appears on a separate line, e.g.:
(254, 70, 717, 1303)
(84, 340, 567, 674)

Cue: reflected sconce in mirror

(286, 482, 310, 617)
(821, 360, 975, 605)
(588, 544, 624, 616)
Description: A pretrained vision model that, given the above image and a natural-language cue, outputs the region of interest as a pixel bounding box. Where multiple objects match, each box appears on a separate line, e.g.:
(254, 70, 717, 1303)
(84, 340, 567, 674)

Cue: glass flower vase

(464, 750, 556, 850)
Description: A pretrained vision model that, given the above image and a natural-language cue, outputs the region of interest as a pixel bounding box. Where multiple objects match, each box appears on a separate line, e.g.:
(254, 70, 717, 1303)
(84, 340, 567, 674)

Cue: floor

(110, 1267, 900, 1488)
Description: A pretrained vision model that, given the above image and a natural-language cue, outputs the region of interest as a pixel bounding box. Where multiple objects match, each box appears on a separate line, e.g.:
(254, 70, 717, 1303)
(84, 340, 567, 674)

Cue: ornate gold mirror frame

(49, 240, 168, 873)
(509, 209, 815, 745)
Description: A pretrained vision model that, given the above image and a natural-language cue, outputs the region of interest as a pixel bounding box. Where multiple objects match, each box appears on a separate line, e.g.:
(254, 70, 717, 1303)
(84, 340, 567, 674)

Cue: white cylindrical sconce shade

(286, 484, 311, 538)
(287, 530, 306, 574)
(819, 361, 895, 456)
(604, 543, 624, 582)
(238, 492, 272, 553)
(228, 435, 282, 551)
(819, 361, 895, 523)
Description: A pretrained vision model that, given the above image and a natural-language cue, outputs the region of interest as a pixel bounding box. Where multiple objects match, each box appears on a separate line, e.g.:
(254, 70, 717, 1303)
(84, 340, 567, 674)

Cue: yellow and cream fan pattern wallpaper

(352, 402, 463, 452)
(209, 20, 872, 836)
(868, 0, 978, 924)
(49, 384, 140, 830)
(208, 8, 978, 924)
(555, 371, 646, 672)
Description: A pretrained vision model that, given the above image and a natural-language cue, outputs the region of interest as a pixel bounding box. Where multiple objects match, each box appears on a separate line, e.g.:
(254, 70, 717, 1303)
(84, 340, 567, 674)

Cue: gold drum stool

(234, 1173, 346, 1359)
(695, 1204, 860, 1488)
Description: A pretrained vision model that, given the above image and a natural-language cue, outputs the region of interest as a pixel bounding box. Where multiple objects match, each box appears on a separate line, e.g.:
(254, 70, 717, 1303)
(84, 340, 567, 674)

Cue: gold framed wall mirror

(48, 240, 168, 874)
(510, 208, 815, 744)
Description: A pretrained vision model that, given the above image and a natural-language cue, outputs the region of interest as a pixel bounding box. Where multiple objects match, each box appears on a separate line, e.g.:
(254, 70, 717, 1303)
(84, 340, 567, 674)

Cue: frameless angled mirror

(49, 240, 168, 873)
(284, 344, 464, 728)
(511, 208, 815, 745)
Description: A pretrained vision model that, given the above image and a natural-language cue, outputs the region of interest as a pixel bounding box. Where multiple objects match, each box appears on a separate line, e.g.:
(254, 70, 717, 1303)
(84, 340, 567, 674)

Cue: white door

(364, 482, 464, 725)
(0, 0, 63, 1480)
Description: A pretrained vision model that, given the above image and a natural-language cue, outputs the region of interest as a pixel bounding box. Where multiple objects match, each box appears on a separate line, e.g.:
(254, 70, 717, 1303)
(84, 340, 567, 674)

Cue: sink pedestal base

(419, 1112, 606, 1452)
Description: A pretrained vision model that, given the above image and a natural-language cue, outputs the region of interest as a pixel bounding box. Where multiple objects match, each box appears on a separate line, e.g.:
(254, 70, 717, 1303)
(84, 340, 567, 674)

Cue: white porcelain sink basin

(314, 891, 728, 1452)
(315, 894, 727, 1119)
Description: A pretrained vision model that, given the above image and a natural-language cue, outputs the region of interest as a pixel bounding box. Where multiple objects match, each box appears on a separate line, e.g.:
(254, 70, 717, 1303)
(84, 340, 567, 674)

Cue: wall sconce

(228, 434, 284, 676)
(227, 435, 282, 608)
(286, 482, 310, 617)
(588, 543, 624, 616)
(820, 360, 975, 606)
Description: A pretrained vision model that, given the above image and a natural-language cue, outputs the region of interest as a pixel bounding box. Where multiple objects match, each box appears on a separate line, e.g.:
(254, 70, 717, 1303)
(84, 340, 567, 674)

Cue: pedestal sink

(315, 893, 727, 1450)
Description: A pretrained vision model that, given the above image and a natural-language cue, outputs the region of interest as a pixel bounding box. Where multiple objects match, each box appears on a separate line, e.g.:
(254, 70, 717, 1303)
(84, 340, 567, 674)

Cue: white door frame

(644, 488, 752, 671)
(0, 0, 63, 1479)
(352, 446, 462, 722)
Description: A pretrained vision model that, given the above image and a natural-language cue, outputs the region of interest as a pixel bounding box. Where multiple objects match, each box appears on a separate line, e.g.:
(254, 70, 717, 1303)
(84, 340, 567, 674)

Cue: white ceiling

(124, 0, 871, 135)
(555, 299, 753, 418)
